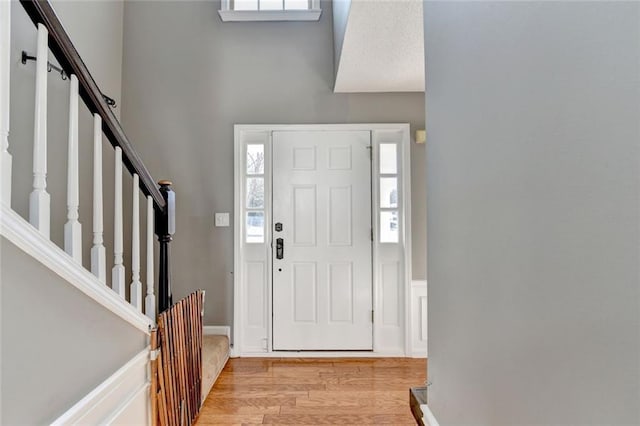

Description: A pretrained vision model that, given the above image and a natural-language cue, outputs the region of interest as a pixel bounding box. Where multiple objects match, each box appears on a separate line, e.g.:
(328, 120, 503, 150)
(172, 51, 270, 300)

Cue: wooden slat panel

(153, 291, 204, 425)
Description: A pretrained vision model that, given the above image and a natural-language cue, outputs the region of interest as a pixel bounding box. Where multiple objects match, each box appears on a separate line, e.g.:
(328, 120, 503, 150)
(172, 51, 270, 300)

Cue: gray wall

(120, 0, 427, 326)
(424, 2, 640, 424)
(331, 0, 351, 76)
(1, 237, 147, 425)
(49, 1, 124, 116)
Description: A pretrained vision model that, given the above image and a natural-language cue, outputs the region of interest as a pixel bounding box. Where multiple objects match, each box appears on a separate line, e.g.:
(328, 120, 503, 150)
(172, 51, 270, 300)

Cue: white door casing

(233, 124, 412, 357)
(272, 130, 373, 350)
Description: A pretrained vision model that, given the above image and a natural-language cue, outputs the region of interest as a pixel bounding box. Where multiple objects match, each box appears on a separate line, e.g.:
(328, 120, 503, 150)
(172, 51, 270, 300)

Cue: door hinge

(371, 228, 373, 241)
(366, 145, 372, 160)
(371, 310, 374, 323)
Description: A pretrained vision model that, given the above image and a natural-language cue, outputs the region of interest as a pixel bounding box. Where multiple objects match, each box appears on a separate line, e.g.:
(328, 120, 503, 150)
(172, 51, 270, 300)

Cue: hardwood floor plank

(216, 376, 332, 385)
(325, 382, 414, 391)
(196, 413, 264, 424)
(262, 413, 416, 424)
(294, 396, 363, 407)
(205, 390, 309, 399)
(197, 405, 280, 415)
(202, 396, 296, 408)
(307, 390, 408, 399)
(279, 405, 412, 415)
(214, 383, 326, 392)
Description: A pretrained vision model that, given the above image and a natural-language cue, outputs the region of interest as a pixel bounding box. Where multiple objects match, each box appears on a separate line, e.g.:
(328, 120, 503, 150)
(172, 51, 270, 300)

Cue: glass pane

(379, 143, 397, 174)
(380, 211, 399, 243)
(247, 144, 264, 175)
(246, 177, 264, 208)
(246, 211, 264, 243)
(285, 0, 309, 9)
(260, 0, 283, 10)
(234, 0, 258, 10)
(380, 177, 398, 208)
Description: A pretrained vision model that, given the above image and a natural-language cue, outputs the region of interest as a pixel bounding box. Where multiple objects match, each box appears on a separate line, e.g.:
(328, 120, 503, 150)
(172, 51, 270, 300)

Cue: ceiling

(333, 0, 425, 93)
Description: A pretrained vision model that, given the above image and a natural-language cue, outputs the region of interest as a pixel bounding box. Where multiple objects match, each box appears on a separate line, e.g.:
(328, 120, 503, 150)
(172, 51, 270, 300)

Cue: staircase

(0, 1, 227, 424)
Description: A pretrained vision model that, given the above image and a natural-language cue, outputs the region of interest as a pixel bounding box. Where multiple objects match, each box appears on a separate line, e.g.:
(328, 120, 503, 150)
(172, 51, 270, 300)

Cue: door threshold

(235, 350, 407, 358)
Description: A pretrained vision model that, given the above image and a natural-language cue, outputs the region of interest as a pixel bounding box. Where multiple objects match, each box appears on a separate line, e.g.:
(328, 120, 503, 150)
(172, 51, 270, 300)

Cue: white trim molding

(409, 279, 428, 358)
(219, 9, 321, 22)
(233, 123, 412, 357)
(51, 347, 151, 425)
(0, 204, 153, 334)
(422, 404, 440, 426)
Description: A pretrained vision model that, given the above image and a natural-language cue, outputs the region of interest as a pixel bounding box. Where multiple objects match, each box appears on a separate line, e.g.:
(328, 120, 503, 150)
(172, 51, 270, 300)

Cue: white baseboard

(410, 280, 428, 358)
(52, 347, 151, 425)
(421, 404, 440, 426)
(0, 205, 153, 334)
(203, 325, 230, 339)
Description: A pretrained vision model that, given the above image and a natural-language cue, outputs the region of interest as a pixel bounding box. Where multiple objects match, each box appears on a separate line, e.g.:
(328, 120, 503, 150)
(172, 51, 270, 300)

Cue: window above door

(219, 0, 322, 22)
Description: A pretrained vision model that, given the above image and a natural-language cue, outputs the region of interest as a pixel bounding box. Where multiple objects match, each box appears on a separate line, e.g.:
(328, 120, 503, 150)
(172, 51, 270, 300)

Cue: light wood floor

(196, 357, 427, 425)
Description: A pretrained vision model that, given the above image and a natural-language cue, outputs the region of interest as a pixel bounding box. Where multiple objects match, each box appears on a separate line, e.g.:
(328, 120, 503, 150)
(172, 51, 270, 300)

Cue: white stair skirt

(51, 348, 151, 425)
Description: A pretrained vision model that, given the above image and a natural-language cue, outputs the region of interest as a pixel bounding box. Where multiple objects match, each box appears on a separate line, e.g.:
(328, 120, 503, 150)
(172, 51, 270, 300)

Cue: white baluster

(64, 75, 82, 263)
(29, 24, 50, 237)
(0, 0, 12, 206)
(130, 174, 142, 311)
(91, 114, 106, 283)
(112, 147, 125, 297)
(145, 195, 156, 320)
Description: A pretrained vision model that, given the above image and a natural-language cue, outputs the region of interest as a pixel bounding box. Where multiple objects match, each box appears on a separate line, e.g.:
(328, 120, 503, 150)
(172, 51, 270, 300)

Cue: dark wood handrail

(19, 0, 166, 213)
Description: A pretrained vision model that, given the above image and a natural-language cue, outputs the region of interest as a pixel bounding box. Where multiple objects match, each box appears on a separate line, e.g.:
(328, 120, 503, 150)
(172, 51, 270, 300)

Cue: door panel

(272, 130, 373, 350)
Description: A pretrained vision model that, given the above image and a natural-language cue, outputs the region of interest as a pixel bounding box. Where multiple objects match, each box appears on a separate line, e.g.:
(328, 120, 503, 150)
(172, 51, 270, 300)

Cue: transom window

(235, 0, 313, 11)
(219, 0, 321, 22)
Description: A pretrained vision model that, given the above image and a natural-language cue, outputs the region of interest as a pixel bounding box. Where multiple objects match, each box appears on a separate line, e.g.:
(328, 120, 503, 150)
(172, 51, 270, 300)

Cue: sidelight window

(379, 143, 399, 243)
(245, 144, 265, 243)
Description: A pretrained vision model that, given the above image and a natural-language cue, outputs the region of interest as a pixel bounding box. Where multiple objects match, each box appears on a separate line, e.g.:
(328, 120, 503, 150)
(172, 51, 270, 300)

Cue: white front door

(272, 130, 373, 350)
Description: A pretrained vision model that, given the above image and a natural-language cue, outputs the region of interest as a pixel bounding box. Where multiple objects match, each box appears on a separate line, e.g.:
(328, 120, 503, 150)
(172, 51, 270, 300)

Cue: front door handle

(276, 238, 284, 260)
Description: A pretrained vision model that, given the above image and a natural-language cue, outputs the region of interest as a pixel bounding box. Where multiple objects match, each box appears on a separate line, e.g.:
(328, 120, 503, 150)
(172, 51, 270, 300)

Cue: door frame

(233, 124, 412, 357)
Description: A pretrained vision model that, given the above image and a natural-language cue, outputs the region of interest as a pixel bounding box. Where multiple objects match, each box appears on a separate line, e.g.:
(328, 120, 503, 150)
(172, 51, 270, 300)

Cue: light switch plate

(215, 212, 230, 227)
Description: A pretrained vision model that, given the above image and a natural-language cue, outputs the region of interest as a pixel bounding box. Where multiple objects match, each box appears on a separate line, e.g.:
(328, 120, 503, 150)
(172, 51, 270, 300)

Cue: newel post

(155, 180, 175, 313)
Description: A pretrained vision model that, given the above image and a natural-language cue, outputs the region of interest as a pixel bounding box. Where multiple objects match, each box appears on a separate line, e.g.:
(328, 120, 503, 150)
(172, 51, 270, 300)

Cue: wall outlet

(215, 212, 230, 227)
